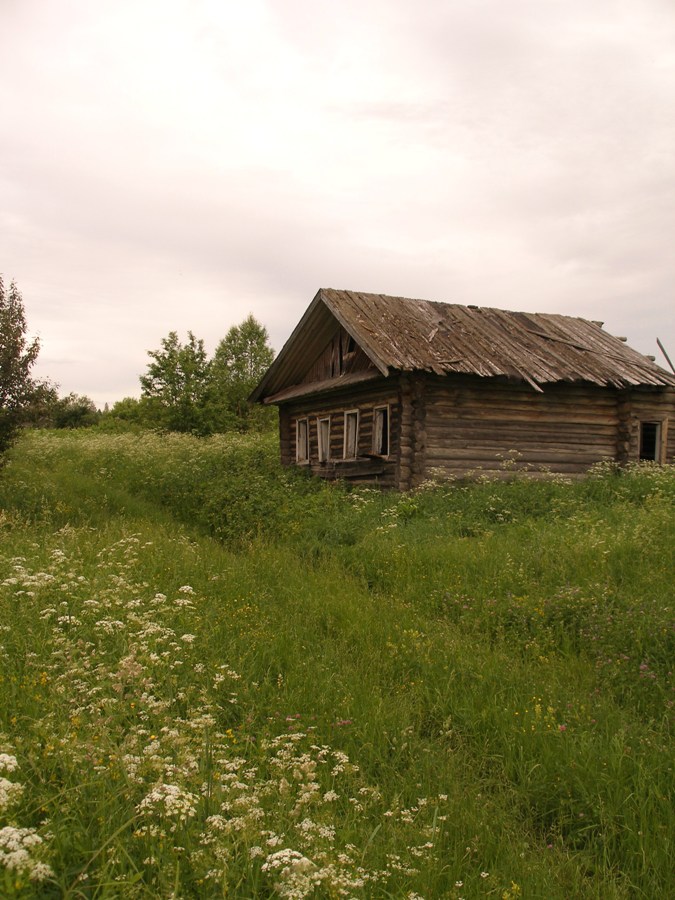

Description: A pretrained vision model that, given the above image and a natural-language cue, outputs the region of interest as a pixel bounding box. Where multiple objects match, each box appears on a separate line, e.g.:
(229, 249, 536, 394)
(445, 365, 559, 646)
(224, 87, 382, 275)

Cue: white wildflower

(0, 826, 53, 881)
(262, 847, 315, 876)
(0, 754, 18, 773)
(137, 783, 198, 827)
(0, 777, 24, 812)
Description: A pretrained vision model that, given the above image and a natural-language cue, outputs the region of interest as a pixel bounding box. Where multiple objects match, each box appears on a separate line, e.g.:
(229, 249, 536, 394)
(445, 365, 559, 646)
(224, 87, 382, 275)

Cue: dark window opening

(639, 422, 660, 461)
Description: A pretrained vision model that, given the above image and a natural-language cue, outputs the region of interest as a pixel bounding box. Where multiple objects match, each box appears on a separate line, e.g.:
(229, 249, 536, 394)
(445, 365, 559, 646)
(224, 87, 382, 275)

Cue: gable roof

(251, 288, 675, 402)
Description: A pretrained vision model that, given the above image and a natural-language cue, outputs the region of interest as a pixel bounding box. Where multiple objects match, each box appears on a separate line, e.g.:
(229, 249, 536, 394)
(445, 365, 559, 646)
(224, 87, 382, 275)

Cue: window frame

(343, 409, 360, 459)
(317, 416, 331, 462)
(296, 417, 309, 464)
(372, 405, 390, 457)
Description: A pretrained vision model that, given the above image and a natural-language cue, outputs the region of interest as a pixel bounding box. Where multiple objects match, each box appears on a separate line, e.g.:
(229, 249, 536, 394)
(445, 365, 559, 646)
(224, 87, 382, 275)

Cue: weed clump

(0, 432, 673, 897)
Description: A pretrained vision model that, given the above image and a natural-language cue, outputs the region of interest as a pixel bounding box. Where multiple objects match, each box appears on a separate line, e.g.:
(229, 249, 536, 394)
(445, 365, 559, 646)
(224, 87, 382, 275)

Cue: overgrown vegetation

(13, 313, 276, 436)
(133, 315, 275, 434)
(0, 430, 673, 897)
(0, 276, 43, 455)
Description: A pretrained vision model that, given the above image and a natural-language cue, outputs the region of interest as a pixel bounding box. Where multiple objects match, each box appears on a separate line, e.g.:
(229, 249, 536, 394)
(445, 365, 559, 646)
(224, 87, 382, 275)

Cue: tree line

(0, 276, 276, 455)
(118, 316, 275, 434)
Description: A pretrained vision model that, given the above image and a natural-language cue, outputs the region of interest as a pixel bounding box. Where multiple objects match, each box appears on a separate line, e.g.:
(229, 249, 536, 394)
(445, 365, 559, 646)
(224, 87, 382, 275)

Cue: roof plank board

(251, 288, 675, 402)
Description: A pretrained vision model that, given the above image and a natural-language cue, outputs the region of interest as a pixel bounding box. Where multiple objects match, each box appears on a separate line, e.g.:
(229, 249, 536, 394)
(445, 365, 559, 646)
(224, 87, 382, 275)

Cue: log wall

(280, 378, 400, 486)
(277, 375, 674, 487)
(397, 374, 427, 490)
(423, 376, 622, 479)
(622, 388, 675, 464)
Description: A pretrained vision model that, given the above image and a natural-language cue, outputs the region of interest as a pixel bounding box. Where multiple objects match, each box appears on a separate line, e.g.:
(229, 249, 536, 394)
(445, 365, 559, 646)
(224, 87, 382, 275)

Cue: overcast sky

(2, 0, 674, 407)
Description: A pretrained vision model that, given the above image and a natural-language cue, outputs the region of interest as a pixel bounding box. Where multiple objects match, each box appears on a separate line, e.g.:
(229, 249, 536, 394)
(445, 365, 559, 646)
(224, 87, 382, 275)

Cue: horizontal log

(426, 423, 616, 441)
(426, 393, 618, 409)
(426, 409, 619, 426)
(426, 444, 616, 459)
(459, 405, 617, 417)
(424, 460, 598, 476)
(426, 381, 621, 400)
(312, 460, 388, 479)
(425, 446, 610, 463)
(426, 439, 616, 453)
(426, 391, 618, 408)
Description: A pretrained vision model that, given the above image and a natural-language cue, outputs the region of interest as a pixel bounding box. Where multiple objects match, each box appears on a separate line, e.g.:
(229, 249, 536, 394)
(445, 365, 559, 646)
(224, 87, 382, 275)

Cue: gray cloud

(1, 0, 673, 405)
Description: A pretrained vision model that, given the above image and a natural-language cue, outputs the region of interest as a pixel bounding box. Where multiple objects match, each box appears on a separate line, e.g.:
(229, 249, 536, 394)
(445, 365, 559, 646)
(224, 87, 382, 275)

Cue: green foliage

(207, 314, 275, 432)
(140, 330, 211, 433)
(50, 392, 100, 429)
(12, 380, 59, 429)
(137, 316, 276, 435)
(0, 432, 673, 897)
(0, 276, 41, 454)
(14, 385, 101, 431)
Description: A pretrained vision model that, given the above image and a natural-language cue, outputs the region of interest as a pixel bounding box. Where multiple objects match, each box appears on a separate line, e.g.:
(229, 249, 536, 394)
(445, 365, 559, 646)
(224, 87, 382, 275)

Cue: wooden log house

(250, 289, 675, 488)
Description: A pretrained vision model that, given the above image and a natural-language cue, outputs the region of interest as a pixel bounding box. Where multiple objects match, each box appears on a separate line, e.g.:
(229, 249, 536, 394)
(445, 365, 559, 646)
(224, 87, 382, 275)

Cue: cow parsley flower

(0, 826, 53, 881)
(0, 754, 18, 773)
(137, 783, 198, 827)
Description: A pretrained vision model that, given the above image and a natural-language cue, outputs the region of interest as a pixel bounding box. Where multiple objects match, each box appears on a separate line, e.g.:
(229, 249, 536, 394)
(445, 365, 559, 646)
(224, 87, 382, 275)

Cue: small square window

(317, 417, 330, 462)
(372, 406, 389, 456)
(296, 418, 309, 463)
(639, 421, 661, 462)
(343, 410, 359, 459)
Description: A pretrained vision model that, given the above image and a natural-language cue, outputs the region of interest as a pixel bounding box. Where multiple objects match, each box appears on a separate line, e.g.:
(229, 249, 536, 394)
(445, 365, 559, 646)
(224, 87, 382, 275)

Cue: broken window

(639, 421, 661, 462)
(372, 406, 389, 456)
(343, 410, 359, 459)
(296, 418, 309, 463)
(317, 416, 330, 462)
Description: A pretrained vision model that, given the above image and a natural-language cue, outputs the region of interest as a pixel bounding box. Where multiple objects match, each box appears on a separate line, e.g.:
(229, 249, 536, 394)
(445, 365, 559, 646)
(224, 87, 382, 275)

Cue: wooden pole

(656, 338, 675, 374)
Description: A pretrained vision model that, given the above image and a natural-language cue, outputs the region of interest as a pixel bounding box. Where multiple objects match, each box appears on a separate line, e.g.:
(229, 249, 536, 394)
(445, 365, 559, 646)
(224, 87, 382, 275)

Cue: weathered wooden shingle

(251, 288, 675, 402)
(320, 289, 675, 390)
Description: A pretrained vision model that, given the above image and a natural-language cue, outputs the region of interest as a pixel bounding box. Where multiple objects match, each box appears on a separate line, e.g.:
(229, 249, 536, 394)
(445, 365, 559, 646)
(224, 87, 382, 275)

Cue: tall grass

(0, 430, 673, 897)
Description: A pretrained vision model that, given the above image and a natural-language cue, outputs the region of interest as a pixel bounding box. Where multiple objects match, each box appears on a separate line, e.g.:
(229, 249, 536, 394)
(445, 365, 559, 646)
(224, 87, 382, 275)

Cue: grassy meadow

(0, 429, 673, 898)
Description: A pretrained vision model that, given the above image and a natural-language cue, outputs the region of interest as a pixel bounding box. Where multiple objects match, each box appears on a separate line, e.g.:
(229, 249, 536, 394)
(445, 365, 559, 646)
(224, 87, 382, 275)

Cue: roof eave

(249, 290, 326, 403)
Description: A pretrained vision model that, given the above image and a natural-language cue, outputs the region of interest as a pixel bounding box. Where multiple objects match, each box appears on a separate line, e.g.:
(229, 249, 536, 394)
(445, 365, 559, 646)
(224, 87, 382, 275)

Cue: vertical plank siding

(300, 325, 378, 385)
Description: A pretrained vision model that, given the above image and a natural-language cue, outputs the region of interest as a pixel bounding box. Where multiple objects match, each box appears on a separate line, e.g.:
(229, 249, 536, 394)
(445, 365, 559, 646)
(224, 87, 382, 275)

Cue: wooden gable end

(300, 325, 378, 386)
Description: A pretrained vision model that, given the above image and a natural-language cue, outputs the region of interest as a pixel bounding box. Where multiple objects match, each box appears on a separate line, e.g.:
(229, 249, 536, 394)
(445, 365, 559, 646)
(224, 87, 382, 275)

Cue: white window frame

(372, 405, 390, 457)
(296, 417, 309, 463)
(343, 409, 359, 459)
(317, 416, 331, 462)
